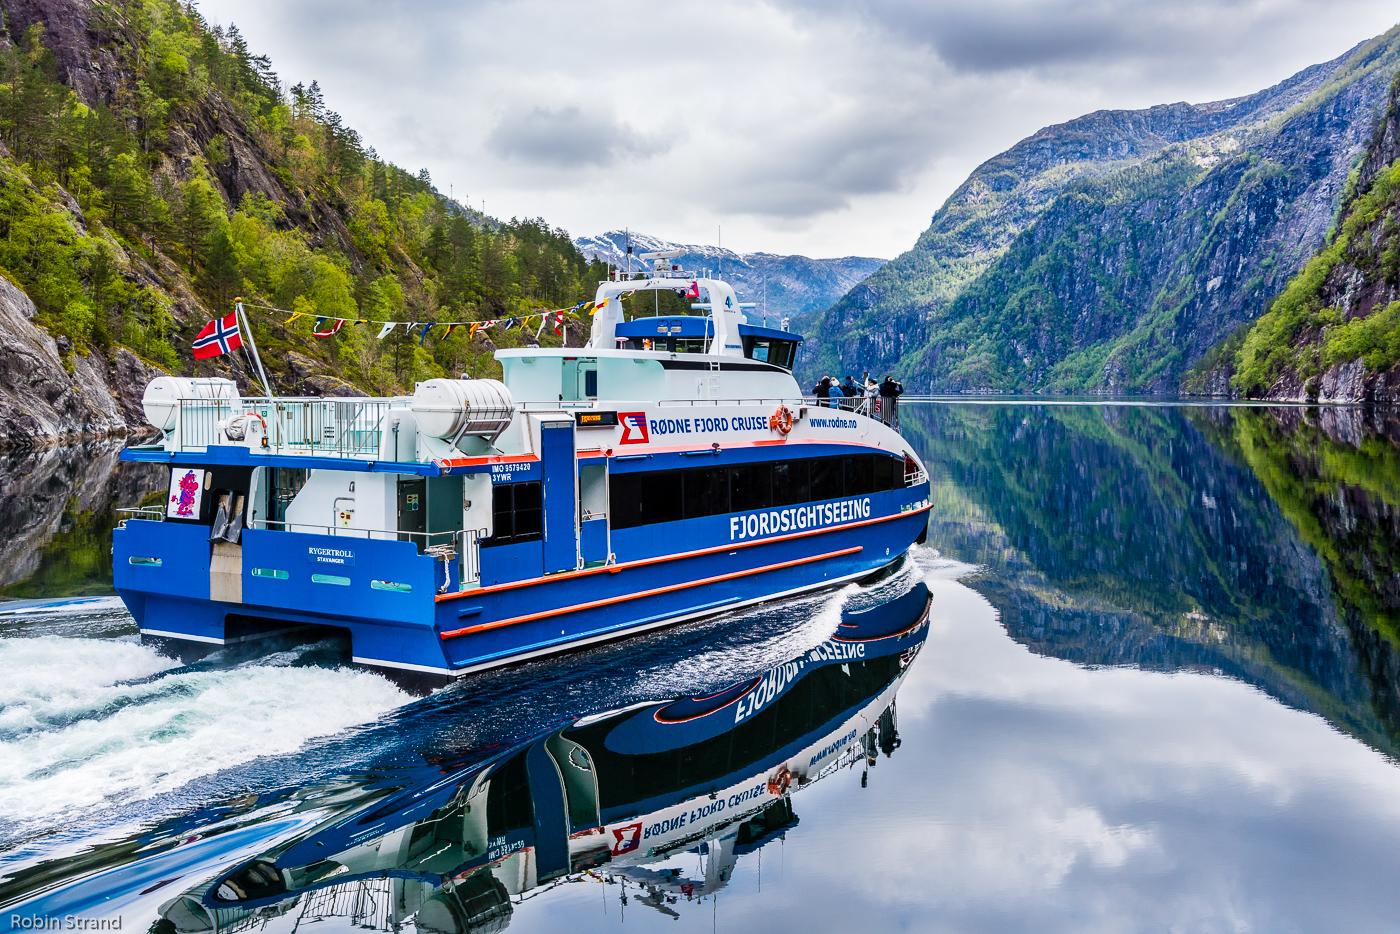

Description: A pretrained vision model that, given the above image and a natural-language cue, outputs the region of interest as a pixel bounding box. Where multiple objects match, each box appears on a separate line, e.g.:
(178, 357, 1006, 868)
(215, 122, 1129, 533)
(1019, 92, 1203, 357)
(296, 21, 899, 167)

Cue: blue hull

(115, 486, 930, 675)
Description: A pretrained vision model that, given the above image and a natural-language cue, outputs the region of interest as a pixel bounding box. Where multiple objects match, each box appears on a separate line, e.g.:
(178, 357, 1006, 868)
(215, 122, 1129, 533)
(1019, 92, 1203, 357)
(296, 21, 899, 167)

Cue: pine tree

(199, 227, 239, 308)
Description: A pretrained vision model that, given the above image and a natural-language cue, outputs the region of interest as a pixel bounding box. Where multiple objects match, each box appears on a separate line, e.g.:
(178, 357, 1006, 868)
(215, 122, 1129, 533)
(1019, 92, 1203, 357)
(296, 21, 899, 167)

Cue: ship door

(560, 358, 598, 402)
(539, 417, 579, 574)
(578, 462, 609, 566)
(397, 477, 426, 544)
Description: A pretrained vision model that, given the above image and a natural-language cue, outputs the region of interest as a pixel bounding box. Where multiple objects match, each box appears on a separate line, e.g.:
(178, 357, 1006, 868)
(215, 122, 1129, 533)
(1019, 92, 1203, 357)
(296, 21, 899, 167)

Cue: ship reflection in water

(148, 585, 929, 934)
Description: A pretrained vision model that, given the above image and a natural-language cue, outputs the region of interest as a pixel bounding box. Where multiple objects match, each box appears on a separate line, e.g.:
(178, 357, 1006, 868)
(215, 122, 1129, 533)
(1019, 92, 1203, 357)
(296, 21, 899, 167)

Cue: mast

(235, 299, 274, 399)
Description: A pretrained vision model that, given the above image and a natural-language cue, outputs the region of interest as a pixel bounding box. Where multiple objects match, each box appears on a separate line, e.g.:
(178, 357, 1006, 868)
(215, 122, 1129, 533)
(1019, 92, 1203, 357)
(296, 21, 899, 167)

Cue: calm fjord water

(2, 402, 1399, 932)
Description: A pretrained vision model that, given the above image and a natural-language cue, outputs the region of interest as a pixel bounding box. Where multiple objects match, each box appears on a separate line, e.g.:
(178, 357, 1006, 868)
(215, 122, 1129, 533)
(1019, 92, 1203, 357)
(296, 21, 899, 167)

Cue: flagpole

(235, 298, 275, 399)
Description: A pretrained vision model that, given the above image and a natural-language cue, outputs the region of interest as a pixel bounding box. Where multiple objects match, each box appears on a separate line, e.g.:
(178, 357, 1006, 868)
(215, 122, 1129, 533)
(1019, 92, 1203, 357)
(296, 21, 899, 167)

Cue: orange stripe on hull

(439, 545, 863, 640)
(435, 503, 932, 603)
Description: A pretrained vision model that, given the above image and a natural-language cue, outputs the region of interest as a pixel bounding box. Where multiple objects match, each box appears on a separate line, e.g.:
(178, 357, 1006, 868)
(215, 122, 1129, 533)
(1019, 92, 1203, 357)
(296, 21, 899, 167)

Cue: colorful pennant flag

(312, 317, 344, 338)
(418, 322, 435, 345)
(687, 280, 700, 299)
(376, 322, 395, 340)
(192, 312, 242, 360)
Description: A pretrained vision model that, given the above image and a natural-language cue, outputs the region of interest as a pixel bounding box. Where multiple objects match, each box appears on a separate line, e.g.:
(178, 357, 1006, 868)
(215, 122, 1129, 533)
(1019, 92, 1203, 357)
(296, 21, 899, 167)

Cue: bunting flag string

(233, 298, 612, 347)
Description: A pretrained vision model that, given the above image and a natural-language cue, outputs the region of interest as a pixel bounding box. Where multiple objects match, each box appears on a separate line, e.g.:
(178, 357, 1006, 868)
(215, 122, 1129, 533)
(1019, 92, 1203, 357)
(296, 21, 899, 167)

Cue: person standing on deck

(879, 376, 904, 427)
(826, 376, 843, 408)
(863, 377, 879, 417)
(841, 375, 860, 410)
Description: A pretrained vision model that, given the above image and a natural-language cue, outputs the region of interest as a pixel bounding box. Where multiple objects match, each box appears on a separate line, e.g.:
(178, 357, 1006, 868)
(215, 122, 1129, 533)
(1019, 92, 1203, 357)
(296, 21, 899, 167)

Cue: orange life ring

(768, 405, 794, 435)
(767, 764, 793, 796)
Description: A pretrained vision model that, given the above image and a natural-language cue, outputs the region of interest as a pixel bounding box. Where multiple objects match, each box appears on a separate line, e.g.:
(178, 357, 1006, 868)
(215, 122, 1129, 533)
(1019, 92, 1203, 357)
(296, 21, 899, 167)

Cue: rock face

(809, 27, 1400, 394)
(0, 439, 160, 591)
(575, 230, 884, 329)
(0, 273, 162, 447)
(1208, 73, 1400, 404)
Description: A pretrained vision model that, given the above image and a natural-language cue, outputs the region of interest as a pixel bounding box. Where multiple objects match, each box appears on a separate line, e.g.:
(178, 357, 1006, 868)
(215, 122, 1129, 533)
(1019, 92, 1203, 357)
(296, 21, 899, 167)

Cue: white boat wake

(0, 635, 407, 835)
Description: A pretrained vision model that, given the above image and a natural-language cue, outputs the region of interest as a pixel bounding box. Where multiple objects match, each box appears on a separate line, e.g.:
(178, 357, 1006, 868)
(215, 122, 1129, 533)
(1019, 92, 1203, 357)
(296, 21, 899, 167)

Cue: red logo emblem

(618, 412, 649, 445)
(612, 822, 642, 855)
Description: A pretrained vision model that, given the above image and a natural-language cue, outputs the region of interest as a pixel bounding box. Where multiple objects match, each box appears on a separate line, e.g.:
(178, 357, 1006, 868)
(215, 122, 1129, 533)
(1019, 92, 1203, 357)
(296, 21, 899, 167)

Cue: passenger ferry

(113, 250, 932, 675)
(144, 585, 930, 932)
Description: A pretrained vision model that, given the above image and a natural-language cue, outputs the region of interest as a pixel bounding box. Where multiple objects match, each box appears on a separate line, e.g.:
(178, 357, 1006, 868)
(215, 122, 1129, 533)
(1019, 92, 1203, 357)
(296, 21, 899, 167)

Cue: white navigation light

(141, 377, 237, 431)
(410, 378, 514, 440)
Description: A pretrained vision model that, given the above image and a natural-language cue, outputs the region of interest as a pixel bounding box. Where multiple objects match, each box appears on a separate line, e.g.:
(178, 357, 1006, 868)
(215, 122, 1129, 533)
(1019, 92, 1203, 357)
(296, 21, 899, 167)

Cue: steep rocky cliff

(0, 0, 604, 448)
(809, 27, 1400, 394)
(1204, 75, 1400, 403)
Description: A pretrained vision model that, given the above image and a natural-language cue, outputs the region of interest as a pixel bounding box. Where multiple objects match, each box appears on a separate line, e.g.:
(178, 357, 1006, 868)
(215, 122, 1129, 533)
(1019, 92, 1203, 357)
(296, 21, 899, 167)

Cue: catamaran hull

(114, 494, 930, 676)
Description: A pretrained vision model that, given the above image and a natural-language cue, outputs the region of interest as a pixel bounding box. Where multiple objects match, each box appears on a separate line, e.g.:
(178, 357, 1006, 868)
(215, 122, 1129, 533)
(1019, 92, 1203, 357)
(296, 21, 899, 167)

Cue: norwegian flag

(552, 310, 566, 336)
(192, 313, 242, 360)
(686, 280, 700, 300)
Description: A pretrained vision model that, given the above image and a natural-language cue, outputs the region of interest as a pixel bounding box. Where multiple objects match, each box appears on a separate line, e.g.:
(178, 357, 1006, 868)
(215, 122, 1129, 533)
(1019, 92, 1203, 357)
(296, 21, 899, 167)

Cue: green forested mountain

(1209, 75, 1400, 403)
(809, 27, 1400, 395)
(0, 0, 605, 445)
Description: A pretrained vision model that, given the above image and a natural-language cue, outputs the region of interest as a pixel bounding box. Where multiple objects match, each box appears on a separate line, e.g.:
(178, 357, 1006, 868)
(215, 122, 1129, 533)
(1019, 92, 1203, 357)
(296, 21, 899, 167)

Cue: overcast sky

(192, 1, 1399, 259)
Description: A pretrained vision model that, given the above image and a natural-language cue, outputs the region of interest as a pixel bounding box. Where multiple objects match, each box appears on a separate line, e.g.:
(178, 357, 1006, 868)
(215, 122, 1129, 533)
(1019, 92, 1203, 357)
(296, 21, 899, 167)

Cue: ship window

(741, 337, 797, 370)
(488, 481, 543, 544)
(845, 455, 876, 496)
(642, 473, 684, 524)
(879, 455, 905, 491)
(683, 468, 729, 519)
(772, 461, 810, 506)
(729, 463, 772, 512)
(675, 338, 708, 354)
(612, 472, 683, 529)
(810, 458, 843, 502)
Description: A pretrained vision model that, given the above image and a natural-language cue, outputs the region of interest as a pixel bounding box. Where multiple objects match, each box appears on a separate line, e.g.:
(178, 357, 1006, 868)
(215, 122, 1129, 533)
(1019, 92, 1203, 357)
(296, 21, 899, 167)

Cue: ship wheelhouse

(613, 316, 802, 370)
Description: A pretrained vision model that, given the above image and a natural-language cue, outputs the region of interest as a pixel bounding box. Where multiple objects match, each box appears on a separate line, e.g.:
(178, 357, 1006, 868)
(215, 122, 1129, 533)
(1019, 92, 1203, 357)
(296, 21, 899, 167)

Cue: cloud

(486, 104, 669, 169)
(784, 0, 1393, 77)
(192, 0, 1400, 257)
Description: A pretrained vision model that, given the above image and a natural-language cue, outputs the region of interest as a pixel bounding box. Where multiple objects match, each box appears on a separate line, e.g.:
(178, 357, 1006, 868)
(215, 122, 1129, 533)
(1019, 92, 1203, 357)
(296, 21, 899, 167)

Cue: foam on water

(0, 637, 179, 734)
(0, 638, 408, 830)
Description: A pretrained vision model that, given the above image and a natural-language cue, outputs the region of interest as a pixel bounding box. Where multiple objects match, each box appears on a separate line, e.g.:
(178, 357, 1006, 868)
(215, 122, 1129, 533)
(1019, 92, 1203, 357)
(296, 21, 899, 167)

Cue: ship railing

(115, 506, 166, 526)
(249, 520, 486, 586)
(905, 467, 929, 487)
(170, 397, 395, 458)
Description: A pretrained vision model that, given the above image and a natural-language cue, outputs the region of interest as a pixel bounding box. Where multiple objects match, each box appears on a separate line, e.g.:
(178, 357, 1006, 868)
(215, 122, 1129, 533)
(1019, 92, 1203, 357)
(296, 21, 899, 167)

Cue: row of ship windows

(610, 453, 909, 531)
(485, 452, 910, 544)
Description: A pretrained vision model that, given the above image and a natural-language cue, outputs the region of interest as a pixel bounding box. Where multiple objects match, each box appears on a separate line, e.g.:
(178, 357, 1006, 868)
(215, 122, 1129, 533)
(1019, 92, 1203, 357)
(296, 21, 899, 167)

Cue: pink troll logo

(171, 470, 200, 517)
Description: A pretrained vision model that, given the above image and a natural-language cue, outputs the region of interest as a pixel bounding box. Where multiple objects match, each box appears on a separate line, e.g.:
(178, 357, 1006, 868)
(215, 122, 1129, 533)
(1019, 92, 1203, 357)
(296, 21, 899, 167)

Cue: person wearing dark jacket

(878, 375, 904, 427)
(813, 376, 831, 403)
(825, 376, 843, 407)
(840, 375, 860, 410)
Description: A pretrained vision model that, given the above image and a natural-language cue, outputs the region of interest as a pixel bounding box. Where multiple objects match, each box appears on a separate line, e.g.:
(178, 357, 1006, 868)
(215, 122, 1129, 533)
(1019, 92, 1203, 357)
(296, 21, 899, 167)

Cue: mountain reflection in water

(906, 403, 1400, 756)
